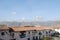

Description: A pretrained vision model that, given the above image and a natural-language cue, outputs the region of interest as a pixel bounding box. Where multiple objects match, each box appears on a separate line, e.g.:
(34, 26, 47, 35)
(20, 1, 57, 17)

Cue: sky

(0, 0, 60, 22)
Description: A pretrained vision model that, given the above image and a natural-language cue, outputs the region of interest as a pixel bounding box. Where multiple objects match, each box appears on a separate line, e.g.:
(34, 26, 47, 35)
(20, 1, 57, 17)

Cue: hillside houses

(0, 25, 9, 40)
(0, 25, 59, 40)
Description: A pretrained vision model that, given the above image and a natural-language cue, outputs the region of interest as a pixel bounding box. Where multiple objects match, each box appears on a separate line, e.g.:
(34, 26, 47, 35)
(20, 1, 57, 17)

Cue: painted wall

(0, 29, 55, 40)
(55, 29, 60, 33)
(13, 29, 53, 40)
(0, 30, 10, 40)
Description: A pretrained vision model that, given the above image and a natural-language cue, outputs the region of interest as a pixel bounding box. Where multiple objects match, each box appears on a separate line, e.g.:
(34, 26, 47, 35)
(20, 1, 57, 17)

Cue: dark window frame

(20, 31, 26, 38)
(1, 32, 5, 35)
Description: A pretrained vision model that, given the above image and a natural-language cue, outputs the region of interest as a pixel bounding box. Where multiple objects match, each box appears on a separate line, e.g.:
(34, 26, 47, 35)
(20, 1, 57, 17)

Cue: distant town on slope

(0, 21, 60, 27)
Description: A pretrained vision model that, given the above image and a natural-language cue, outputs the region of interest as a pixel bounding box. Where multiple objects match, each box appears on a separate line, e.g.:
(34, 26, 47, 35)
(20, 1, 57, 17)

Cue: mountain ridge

(0, 21, 60, 27)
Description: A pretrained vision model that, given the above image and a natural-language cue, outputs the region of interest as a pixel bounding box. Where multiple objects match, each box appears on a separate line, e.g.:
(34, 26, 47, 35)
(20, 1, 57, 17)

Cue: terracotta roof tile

(10, 27, 35, 31)
(52, 26, 60, 29)
(0, 25, 9, 30)
(10, 26, 51, 31)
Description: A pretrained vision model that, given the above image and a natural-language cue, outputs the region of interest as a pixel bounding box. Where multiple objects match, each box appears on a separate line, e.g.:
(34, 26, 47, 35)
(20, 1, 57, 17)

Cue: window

(11, 39, 16, 40)
(1, 32, 5, 35)
(28, 32, 30, 34)
(49, 30, 52, 33)
(32, 36, 35, 40)
(32, 30, 37, 35)
(32, 36, 38, 40)
(39, 32, 42, 35)
(49, 31, 50, 33)
(20, 31, 26, 38)
(27, 38, 30, 40)
(10, 33, 14, 37)
(36, 36, 38, 40)
(20, 33, 26, 38)
(46, 31, 48, 34)
(39, 36, 41, 40)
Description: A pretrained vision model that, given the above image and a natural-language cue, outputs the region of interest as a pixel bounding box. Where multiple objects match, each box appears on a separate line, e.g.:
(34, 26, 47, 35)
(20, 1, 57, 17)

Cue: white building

(52, 27, 60, 33)
(0, 25, 10, 40)
(0, 25, 57, 40)
(9, 26, 54, 40)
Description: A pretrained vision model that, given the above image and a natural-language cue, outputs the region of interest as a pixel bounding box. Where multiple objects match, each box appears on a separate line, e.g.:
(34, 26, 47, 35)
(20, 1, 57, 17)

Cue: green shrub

(43, 37, 53, 40)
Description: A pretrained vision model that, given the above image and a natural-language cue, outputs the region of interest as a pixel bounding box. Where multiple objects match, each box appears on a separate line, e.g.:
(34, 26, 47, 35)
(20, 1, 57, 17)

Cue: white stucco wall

(55, 29, 60, 33)
(13, 29, 53, 40)
(0, 30, 10, 40)
(0, 29, 54, 40)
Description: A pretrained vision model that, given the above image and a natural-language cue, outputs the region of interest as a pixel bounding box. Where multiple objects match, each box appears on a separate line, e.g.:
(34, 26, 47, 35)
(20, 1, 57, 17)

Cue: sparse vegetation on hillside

(43, 36, 54, 40)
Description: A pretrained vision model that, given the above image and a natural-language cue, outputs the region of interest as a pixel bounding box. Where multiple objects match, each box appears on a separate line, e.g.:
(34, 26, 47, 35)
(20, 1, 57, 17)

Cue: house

(52, 26, 60, 33)
(9, 27, 35, 40)
(9, 26, 53, 40)
(0, 25, 10, 40)
(0, 25, 56, 40)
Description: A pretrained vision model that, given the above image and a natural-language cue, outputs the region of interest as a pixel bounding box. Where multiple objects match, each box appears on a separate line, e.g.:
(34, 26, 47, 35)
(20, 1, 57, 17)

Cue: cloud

(5, 19, 13, 22)
(36, 16, 43, 21)
(12, 12, 16, 15)
(36, 16, 43, 19)
(54, 17, 60, 21)
(33, 16, 43, 21)
(22, 17, 25, 20)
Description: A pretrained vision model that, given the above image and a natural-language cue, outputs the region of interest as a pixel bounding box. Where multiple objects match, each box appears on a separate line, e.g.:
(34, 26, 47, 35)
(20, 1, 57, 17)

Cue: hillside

(0, 21, 60, 27)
